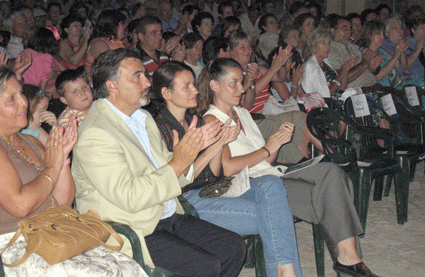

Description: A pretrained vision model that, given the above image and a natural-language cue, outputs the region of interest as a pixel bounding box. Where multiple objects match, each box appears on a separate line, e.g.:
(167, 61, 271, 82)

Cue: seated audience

(355, 20, 408, 88)
(229, 31, 310, 163)
(0, 65, 146, 276)
(293, 12, 316, 54)
(19, 26, 65, 94)
(192, 12, 214, 41)
(202, 36, 232, 64)
(5, 11, 29, 59)
(346, 13, 362, 42)
(157, 0, 185, 35)
(406, 16, 425, 79)
(221, 16, 241, 38)
(181, 32, 204, 76)
(279, 25, 302, 59)
(71, 48, 246, 276)
(59, 14, 90, 69)
(56, 67, 93, 128)
(136, 15, 184, 76)
(181, 4, 199, 33)
(238, 5, 260, 41)
(21, 84, 57, 145)
(212, 0, 234, 36)
(302, 29, 356, 100)
(258, 13, 279, 59)
(197, 57, 379, 277)
(360, 9, 378, 23)
(84, 10, 126, 83)
(152, 60, 301, 277)
(375, 4, 391, 22)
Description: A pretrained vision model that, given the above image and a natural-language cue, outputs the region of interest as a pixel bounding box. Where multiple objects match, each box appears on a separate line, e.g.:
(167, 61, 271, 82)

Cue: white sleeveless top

(204, 105, 273, 176)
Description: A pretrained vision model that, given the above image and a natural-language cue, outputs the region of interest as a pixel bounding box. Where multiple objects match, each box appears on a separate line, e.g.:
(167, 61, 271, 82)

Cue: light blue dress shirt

(105, 99, 176, 219)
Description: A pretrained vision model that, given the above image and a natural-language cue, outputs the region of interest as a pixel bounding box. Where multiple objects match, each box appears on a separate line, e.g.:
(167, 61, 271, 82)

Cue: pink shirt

(20, 49, 53, 86)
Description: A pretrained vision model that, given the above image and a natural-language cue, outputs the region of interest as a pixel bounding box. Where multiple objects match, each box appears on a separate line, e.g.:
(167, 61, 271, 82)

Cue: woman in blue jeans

(152, 61, 301, 277)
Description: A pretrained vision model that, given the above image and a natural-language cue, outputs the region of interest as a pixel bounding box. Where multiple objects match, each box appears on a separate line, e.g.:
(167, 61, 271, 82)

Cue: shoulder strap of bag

(1, 229, 34, 267)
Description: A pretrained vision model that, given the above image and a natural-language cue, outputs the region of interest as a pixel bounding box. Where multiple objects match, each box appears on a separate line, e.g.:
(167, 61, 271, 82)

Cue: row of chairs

(306, 85, 425, 234)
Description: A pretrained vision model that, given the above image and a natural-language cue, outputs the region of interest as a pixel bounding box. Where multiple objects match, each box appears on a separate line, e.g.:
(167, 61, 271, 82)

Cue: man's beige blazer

(71, 99, 191, 268)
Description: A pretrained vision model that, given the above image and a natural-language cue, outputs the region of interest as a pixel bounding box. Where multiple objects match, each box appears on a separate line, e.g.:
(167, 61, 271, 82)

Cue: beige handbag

(1, 205, 124, 266)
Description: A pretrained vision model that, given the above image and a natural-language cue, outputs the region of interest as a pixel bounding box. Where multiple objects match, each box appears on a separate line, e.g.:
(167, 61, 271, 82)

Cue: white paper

(350, 94, 370, 118)
(283, 154, 325, 175)
(357, 161, 372, 166)
(380, 94, 397, 116)
(405, 87, 420, 106)
(221, 166, 250, 198)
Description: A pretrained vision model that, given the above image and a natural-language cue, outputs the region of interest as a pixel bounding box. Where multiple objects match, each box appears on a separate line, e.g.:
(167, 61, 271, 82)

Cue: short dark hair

(69, 2, 89, 18)
(181, 32, 203, 49)
(55, 67, 89, 97)
(192, 12, 214, 33)
(347, 13, 362, 24)
(360, 9, 377, 23)
(293, 12, 317, 30)
(258, 13, 276, 33)
(218, 1, 233, 16)
(47, 1, 61, 13)
(202, 36, 230, 64)
(327, 15, 347, 30)
(375, 4, 391, 15)
(289, 1, 306, 16)
(221, 16, 240, 36)
(135, 15, 162, 35)
(22, 84, 46, 123)
(305, 1, 322, 19)
(409, 15, 425, 32)
(91, 48, 141, 99)
(182, 4, 199, 16)
(25, 27, 59, 55)
(60, 14, 84, 39)
(91, 10, 126, 40)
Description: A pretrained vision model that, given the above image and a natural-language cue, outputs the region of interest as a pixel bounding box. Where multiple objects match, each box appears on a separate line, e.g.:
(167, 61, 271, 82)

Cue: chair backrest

(306, 107, 357, 171)
(344, 95, 389, 160)
(378, 93, 424, 145)
(403, 85, 425, 111)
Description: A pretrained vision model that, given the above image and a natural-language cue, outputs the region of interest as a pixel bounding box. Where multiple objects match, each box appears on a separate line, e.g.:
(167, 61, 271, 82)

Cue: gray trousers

(282, 162, 364, 262)
(255, 111, 307, 164)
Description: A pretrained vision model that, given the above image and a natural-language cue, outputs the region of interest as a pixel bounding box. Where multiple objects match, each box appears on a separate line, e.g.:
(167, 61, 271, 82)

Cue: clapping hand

(189, 115, 222, 150)
(270, 45, 293, 73)
(13, 51, 32, 81)
(62, 116, 78, 158)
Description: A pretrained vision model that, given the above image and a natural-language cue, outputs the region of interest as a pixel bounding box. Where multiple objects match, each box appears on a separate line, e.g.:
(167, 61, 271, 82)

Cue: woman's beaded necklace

(0, 134, 55, 206)
(1, 134, 41, 171)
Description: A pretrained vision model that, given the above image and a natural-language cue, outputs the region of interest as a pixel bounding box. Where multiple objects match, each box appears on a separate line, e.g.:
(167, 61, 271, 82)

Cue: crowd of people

(0, 0, 424, 276)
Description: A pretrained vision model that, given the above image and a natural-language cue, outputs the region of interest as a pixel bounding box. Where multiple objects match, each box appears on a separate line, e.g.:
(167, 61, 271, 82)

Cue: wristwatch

(250, 84, 255, 90)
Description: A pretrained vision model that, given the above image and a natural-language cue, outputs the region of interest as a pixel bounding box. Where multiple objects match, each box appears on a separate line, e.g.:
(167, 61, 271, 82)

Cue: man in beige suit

(71, 48, 246, 276)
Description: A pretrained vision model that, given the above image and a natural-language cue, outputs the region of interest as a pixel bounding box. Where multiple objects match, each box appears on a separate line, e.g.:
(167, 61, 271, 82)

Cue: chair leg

(395, 156, 410, 224)
(355, 169, 373, 232)
(253, 235, 266, 277)
(312, 224, 325, 277)
(373, 175, 385, 201)
(383, 174, 392, 197)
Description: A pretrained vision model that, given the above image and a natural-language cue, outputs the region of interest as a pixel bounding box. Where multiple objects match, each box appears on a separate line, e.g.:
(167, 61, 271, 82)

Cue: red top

(245, 72, 270, 113)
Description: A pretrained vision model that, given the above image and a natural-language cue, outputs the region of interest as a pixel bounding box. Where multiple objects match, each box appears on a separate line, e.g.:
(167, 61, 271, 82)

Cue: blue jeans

(183, 175, 302, 277)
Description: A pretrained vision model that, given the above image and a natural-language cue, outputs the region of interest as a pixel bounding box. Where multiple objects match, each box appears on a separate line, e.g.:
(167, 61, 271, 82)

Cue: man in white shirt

(5, 11, 28, 59)
(71, 48, 246, 275)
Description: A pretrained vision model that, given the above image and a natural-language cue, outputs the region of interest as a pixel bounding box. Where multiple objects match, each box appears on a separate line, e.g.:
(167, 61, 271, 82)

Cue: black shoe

(333, 260, 379, 277)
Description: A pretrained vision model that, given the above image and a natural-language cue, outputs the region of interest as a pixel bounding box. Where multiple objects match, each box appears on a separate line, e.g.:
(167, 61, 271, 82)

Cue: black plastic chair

(307, 107, 407, 231)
